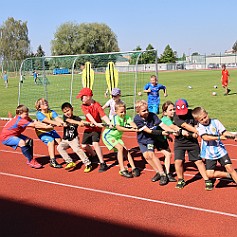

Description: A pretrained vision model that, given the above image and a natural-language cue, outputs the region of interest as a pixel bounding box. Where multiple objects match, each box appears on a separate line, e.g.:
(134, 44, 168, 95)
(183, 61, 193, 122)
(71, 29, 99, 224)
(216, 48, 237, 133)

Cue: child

(3, 71, 8, 88)
(133, 100, 177, 185)
(35, 98, 66, 168)
(221, 64, 231, 95)
(143, 75, 167, 114)
(76, 87, 112, 172)
(33, 70, 38, 84)
(102, 101, 140, 178)
(192, 106, 237, 187)
(102, 88, 123, 120)
(173, 99, 213, 190)
(0, 105, 52, 168)
(57, 102, 92, 172)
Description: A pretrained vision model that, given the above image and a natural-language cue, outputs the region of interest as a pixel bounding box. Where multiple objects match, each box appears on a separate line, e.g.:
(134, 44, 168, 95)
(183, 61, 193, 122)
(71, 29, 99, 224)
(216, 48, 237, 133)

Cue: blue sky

(1, 0, 236, 57)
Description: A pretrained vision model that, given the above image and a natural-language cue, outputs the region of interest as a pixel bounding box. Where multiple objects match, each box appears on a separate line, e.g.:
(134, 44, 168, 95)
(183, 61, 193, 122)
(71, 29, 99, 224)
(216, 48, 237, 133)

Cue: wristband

(151, 130, 162, 136)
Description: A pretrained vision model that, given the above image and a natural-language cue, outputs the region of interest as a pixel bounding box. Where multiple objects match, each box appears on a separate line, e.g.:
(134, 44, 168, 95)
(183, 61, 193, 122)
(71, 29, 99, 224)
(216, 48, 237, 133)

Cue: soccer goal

(18, 50, 158, 118)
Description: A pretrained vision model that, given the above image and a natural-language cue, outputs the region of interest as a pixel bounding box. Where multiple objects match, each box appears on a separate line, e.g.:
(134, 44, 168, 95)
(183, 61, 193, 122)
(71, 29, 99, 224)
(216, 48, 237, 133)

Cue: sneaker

(227, 89, 231, 94)
(167, 173, 177, 182)
(151, 172, 161, 182)
(65, 162, 76, 170)
(175, 179, 186, 189)
(205, 180, 214, 191)
(132, 167, 140, 177)
(159, 175, 168, 186)
(27, 159, 42, 169)
(119, 170, 133, 178)
(50, 159, 62, 168)
(98, 162, 108, 172)
(84, 164, 92, 173)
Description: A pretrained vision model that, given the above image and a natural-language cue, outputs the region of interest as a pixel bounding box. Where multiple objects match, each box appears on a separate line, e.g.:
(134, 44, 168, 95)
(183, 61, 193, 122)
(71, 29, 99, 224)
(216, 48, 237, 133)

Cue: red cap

(175, 99, 188, 115)
(76, 88, 93, 99)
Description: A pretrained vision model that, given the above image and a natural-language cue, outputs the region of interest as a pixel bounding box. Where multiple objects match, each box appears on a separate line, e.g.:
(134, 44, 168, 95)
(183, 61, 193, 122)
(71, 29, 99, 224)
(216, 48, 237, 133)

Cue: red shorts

(222, 78, 228, 87)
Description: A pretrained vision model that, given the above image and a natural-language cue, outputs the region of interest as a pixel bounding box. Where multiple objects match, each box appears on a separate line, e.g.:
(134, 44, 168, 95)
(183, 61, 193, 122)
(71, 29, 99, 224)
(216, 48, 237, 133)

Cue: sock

(21, 145, 32, 162)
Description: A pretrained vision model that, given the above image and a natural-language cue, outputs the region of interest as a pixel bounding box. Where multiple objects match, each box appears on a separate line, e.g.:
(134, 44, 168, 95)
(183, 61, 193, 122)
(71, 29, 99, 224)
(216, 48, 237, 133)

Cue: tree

(159, 45, 177, 63)
(232, 40, 237, 53)
(142, 44, 157, 64)
(51, 22, 119, 55)
(35, 45, 45, 57)
(0, 17, 30, 60)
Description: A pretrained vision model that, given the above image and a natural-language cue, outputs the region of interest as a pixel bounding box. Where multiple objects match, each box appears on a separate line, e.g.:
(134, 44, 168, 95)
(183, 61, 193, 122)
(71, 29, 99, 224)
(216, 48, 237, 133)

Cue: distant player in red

(221, 64, 230, 95)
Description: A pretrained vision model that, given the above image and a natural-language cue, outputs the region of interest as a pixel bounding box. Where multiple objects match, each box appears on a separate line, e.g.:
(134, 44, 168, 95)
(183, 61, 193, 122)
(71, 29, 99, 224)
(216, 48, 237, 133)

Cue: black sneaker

(50, 159, 62, 168)
(132, 167, 140, 177)
(159, 175, 168, 186)
(175, 179, 186, 189)
(119, 170, 133, 178)
(151, 172, 161, 182)
(99, 162, 108, 172)
(205, 180, 214, 191)
(227, 89, 231, 94)
(167, 173, 177, 182)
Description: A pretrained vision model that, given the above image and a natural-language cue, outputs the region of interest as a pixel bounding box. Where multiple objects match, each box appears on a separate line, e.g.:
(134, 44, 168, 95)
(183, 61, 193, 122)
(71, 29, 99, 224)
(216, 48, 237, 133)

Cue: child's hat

(111, 88, 121, 96)
(175, 99, 188, 115)
(76, 87, 93, 98)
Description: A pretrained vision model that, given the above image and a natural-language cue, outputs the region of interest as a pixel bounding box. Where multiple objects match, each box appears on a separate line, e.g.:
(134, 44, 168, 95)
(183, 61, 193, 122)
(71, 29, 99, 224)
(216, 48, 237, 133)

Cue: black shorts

(205, 154, 232, 170)
(174, 146, 201, 162)
(82, 131, 101, 145)
(154, 139, 170, 151)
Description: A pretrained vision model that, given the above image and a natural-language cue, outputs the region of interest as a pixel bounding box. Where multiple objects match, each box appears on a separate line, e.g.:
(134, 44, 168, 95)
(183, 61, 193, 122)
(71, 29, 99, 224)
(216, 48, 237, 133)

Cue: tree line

(1, 17, 237, 65)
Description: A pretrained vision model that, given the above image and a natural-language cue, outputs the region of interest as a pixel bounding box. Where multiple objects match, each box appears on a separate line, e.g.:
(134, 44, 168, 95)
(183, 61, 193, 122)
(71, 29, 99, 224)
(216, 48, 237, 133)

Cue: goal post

(18, 50, 158, 118)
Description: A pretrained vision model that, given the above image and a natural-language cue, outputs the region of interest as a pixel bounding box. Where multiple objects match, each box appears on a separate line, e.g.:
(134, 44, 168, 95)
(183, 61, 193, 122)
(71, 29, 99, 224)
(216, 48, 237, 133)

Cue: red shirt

(222, 69, 229, 80)
(81, 101, 106, 132)
(0, 116, 32, 141)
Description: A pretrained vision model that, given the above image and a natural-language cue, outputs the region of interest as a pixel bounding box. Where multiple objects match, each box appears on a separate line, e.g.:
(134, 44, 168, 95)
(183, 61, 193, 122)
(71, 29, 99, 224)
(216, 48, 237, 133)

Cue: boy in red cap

(76, 87, 112, 172)
(173, 99, 213, 190)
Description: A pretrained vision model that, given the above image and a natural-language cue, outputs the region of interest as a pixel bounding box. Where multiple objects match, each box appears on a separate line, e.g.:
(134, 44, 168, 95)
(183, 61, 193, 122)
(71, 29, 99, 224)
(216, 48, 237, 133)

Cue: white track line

(0, 171, 236, 218)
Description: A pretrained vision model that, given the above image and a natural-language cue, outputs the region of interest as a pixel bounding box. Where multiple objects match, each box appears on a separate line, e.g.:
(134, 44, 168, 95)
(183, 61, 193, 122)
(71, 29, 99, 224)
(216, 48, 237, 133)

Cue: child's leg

(194, 160, 209, 180)
(82, 144, 97, 157)
(143, 151, 164, 173)
(19, 139, 32, 162)
(57, 141, 73, 163)
(160, 149, 172, 174)
(70, 138, 91, 166)
(225, 164, 237, 183)
(47, 140, 56, 159)
(114, 143, 126, 171)
(175, 159, 184, 179)
(124, 149, 136, 170)
(92, 141, 104, 163)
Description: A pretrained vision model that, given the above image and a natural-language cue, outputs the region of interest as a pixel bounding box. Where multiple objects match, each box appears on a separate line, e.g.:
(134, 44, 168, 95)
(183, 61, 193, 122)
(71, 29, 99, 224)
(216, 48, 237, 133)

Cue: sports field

(1, 69, 237, 130)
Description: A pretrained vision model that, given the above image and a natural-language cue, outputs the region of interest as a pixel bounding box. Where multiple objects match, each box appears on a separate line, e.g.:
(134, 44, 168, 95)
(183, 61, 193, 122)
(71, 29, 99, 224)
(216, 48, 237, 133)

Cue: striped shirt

(197, 119, 227, 160)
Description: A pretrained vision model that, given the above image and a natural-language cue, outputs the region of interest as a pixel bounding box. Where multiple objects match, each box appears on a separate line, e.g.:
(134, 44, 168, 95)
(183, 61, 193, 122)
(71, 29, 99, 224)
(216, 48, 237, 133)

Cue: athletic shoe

(84, 164, 92, 173)
(205, 180, 214, 191)
(167, 173, 177, 182)
(132, 167, 140, 177)
(27, 159, 42, 169)
(119, 170, 133, 178)
(98, 162, 108, 172)
(175, 179, 186, 189)
(159, 175, 168, 186)
(50, 159, 62, 168)
(65, 162, 76, 170)
(227, 89, 231, 94)
(151, 172, 161, 182)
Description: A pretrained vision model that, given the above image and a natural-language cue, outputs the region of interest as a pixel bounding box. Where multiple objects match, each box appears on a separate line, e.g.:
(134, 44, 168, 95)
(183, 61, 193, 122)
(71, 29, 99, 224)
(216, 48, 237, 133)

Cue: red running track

(0, 121, 237, 237)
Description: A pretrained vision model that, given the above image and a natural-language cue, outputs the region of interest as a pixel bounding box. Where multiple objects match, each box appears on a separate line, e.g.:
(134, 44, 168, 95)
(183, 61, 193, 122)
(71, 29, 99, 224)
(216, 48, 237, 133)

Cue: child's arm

(163, 87, 168, 97)
(65, 117, 86, 127)
(27, 120, 53, 129)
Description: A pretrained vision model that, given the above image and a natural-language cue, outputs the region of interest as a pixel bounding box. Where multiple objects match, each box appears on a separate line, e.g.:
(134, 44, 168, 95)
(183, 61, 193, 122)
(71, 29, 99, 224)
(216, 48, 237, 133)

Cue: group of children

(1, 74, 237, 191)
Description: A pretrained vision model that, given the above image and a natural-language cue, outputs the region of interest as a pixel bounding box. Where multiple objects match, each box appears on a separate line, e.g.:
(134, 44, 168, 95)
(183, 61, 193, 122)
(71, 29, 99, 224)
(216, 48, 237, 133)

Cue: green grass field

(1, 69, 237, 130)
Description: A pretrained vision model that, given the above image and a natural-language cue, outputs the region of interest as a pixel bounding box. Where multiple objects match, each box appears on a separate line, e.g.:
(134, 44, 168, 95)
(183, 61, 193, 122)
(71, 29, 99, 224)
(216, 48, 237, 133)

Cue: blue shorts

(139, 143, 155, 154)
(148, 104, 159, 114)
(2, 134, 28, 150)
(38, 130, 61, 145)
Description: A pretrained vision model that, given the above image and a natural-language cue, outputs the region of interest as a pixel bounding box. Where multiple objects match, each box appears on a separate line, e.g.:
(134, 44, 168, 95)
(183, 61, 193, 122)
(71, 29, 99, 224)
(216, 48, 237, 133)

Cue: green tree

(232, 40, 237, 52)
(142, 44, 157, 64)
(0, 17, 30, 60)
(51, 22, 119, 55)
(35, 45, 45, 57)
(159, 45, 177, 63)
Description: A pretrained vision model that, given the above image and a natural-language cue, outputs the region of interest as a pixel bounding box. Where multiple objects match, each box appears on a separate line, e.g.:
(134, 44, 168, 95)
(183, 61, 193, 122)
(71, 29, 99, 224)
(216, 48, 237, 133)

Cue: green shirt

(161, 116, 173, 126)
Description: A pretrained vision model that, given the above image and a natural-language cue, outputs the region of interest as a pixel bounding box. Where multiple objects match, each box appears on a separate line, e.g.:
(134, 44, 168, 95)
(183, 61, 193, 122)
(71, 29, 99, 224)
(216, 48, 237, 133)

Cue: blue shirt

(144, 83, 166, 104)
(134, 112, 162, 144)
(197, 119, 227, 160)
